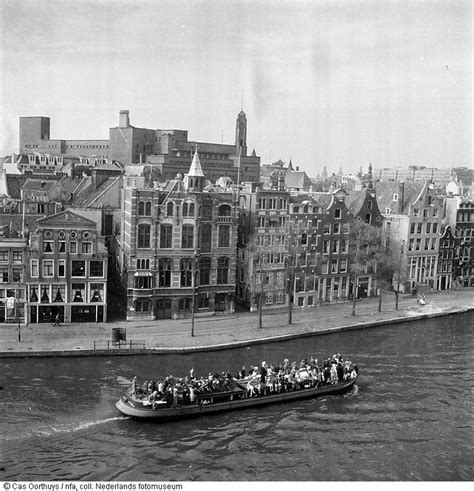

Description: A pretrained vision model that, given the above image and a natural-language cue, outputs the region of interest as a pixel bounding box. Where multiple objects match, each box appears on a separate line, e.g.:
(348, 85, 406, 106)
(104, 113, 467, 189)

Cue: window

(323, 223, 330, 234)
(137, 224, 151, 248)
(134, 276, 152, 289)
(333, 223, 340, 234)
(218, 204, 231, 216)
(183, 202, 195, 217)
(342, 223, 350, 234)
(13, 251, 22, 263)
(0, 268, 8, 282)
(166, 202, 174, 216)
(432, 223, 438, 234)
(31, 260, 39, 277)
(322, 262, 328, 274)
(40, 286, 50, 303)
(0, 251, 8, 261)
(340, 258, 348, 272)
(82, 242, 92, 254)
(182, 225, 194, 249)
(29, 286, 39, 302)
(217, 257, 229, 284)
(408, 238, 414, 251)
(200, 224, 212, 253)
(331, 259, 338, 273)
(368, 200, 373, 210)
(43, 241, 54, 253)
(159, 224, 172, 249)
(43, 260, 54, 277)
(341, 239, 348, 253)
(158, 259, 172, 287)
(202, 200, 213, 220)
(71, 260, 86, 277)
(90, 261, 104, 277)
(323, 240, 330, 254)
(198, 294, 209, 309)
(199, 257, 211, 285)
(58, 259, 65, 277)
(433, 209, 438, 218)
(90, 284, 104, 302)
(137, 258, 150, 270)
(332, 240, 339, 253)
(135, 300, 150, 312)
(179, 298, 192, 311)
(413, 208, 419, 218)
(417, 223, 422, 234)
(423, 209, 429, 219)
(426, 223, 432, 234)
(58, 241, 66, 253)
(138, 201, 145, 216)
(218, 225, 230, 247)
(180, 258, 193, 287)
(52, 285, 65, 303)
(393, 193, 399, 201)
(335, 208, 341, 219)
(71, 283, 85, 302)
(300, 233, 307, 246)
(13, 268, 22, 282)
(70, 241, 77, 254)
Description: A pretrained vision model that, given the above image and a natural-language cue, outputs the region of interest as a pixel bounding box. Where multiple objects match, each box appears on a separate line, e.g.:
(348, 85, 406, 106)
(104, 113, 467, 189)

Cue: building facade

(0, 235, 27, 324)
(119, 150, 238, 321)
(26, 210, 108, 324)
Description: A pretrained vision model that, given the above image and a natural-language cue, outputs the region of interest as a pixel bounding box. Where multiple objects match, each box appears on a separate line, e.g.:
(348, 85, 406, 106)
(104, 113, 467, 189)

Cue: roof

(345, 190, 367, 215)
(187, 149, 205, 177)
(309, 192, 333, 209)
(22, 179, 58, 192)
(285, 171, 313, 190)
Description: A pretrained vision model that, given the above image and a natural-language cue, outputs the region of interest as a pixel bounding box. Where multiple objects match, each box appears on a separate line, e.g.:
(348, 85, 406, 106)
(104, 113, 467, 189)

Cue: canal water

(1, 312, 472, 481)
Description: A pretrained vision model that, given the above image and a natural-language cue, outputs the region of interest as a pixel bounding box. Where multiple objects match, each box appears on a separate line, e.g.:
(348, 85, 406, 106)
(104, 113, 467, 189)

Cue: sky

(0, 0, 472, 176)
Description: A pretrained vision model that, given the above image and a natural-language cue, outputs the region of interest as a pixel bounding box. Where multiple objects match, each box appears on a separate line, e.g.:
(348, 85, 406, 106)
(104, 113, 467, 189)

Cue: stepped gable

(35, 209, 97, 230)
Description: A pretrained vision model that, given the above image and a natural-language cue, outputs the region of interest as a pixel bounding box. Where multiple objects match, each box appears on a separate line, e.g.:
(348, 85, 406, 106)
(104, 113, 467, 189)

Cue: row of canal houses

(0, 150, 472, 325)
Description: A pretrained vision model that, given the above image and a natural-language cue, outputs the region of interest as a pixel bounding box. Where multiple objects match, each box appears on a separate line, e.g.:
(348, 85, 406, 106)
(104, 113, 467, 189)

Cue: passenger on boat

(131, 376, 138, 395)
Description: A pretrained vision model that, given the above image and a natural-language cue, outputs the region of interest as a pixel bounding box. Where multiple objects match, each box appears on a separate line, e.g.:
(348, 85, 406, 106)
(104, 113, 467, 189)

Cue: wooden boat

(115, 375, 358, 421)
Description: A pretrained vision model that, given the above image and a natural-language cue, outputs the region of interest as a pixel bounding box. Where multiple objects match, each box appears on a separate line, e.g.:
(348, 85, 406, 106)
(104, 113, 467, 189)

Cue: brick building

(119, 149, 238, 321)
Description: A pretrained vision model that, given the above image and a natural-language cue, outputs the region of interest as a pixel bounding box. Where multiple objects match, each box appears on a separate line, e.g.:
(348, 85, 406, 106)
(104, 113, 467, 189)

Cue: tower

(235, 111, 247, 157)
(184, 147, 205, 192)
(19, 116, 50, 152)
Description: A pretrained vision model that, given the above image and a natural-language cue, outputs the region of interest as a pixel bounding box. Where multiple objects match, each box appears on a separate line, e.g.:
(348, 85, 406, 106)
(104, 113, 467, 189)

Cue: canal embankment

(1, 288, 473, 358)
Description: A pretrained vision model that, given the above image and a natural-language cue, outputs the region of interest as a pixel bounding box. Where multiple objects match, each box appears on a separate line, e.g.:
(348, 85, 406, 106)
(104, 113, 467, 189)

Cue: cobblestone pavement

(1, 288, 472, 355)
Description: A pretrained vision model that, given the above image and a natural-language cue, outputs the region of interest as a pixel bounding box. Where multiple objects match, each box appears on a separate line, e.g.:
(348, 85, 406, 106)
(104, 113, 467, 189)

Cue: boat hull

(116, 376, 358, 421)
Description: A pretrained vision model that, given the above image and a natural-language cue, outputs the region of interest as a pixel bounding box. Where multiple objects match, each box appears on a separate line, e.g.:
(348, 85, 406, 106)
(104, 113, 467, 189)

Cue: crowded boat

(126, 353, 358, 410)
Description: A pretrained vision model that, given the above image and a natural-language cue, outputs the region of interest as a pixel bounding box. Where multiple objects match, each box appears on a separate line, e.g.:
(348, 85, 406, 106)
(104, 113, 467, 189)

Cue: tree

(348, 219, 407, 314)
(348, 219, 385, 315)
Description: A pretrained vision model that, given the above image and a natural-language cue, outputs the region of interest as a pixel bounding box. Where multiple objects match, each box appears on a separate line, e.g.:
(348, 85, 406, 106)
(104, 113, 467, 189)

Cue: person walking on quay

(53, 313, 61, 327)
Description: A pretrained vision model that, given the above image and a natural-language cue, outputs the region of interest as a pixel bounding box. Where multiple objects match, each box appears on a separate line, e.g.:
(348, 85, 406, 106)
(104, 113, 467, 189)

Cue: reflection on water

(1, 312, 472, 481)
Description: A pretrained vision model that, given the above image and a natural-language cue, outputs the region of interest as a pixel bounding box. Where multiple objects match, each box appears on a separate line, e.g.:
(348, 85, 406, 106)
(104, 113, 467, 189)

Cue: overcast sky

(0, 0, 471, 176)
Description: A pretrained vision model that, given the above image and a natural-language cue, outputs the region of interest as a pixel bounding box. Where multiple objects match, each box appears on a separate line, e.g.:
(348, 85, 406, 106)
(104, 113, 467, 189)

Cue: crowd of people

(129, 353, 358, 408)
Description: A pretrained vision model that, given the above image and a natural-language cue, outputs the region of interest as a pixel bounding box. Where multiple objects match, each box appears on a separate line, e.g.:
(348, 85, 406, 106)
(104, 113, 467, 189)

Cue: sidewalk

(1, 288, 473, 357)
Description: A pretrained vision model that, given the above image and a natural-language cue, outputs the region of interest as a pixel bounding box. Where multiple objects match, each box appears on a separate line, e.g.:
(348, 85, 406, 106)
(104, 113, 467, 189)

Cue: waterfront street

(1, 288, 472, 356)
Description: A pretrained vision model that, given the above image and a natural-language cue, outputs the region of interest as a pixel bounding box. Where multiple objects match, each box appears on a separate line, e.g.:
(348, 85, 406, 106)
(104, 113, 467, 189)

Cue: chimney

(119, 110, 130, 128)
